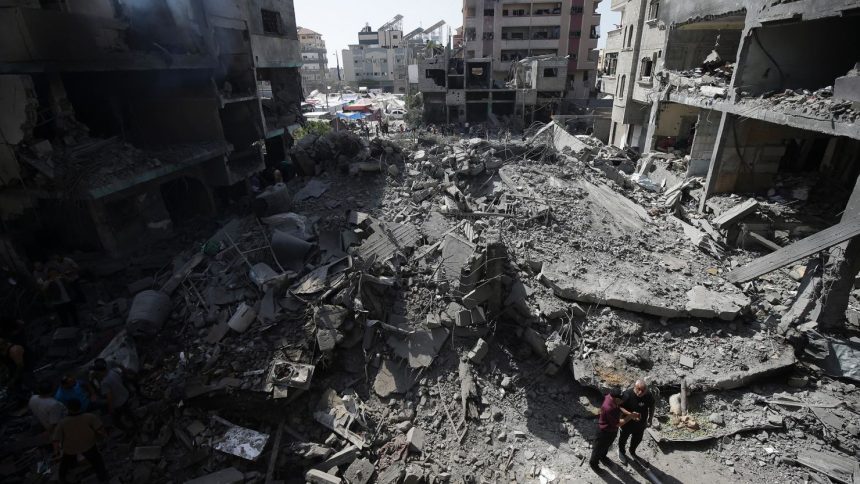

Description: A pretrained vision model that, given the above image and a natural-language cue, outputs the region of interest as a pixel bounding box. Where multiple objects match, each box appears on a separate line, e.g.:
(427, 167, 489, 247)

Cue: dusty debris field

(5, 127, 860, 484)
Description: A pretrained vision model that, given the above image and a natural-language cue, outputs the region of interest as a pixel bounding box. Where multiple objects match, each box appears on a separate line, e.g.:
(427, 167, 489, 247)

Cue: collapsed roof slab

(541, 259, 750, 320)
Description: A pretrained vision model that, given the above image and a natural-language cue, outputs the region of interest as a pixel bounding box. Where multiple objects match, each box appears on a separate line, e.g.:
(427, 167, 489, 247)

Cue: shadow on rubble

(594, 460, 685, 484)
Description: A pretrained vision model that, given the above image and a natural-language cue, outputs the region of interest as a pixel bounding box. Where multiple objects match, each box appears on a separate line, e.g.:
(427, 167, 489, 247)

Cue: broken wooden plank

(712, 198, 758, 229)
(725, 217, 860, 283)
(264, 421, 284, 484)
(161, 253, 205, 295)
(747, 231, 782, 252)
(790, 449, 857, 484)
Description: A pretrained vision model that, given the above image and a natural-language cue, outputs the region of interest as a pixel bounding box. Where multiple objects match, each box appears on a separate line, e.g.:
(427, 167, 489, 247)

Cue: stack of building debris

(4, 122, 860, 484)
(737, 86, 859, 124)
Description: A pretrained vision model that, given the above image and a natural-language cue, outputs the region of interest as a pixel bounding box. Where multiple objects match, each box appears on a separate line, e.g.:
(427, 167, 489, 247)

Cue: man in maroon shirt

(589, 390, 638, 472)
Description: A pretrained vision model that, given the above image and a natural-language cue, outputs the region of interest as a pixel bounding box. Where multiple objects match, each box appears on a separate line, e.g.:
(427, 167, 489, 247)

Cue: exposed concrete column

(698, 111, 729, 212)
(817, 173, 860, 329)
(642, 98, 662, 154)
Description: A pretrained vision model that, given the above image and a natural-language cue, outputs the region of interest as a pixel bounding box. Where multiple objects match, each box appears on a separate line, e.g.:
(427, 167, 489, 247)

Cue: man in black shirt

(618, 380, 655, 464)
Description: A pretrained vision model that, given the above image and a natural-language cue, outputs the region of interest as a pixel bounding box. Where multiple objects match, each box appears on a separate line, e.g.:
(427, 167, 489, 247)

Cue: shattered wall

(688, 109, 721, 176)
(736, 16, 860, 97)
(663, 23, 743, 71)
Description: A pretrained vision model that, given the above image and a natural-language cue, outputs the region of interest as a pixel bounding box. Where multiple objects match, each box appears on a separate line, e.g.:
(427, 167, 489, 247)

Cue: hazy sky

(293, 0, 622, 63)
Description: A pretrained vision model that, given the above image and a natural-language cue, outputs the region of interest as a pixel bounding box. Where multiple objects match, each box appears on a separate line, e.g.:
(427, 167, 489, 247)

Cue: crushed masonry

(3, 120, 860, 484)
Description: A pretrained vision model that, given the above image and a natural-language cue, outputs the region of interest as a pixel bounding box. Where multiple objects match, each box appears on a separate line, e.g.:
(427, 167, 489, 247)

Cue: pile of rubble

(736, 86, 860, 124)
(4, 122, 860, 484)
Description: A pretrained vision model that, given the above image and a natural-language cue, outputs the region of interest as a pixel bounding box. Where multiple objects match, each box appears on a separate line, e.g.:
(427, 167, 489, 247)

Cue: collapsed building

(602, 0, 860, 334)
(1, 2, 860, 484)
(0, 0, 304, 257)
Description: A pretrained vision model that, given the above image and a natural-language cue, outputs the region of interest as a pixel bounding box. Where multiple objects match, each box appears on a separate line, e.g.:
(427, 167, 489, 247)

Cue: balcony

(611, 0, 627, 11)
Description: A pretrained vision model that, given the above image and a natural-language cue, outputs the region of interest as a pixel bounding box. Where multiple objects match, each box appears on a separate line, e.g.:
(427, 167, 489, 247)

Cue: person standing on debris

(0, 335, 25, 385)
(589, 390, 637, 473)
(55, 374, 96, 412)
(52, 398, 109, 484)
(30, 381, 67, 435)
(618, 380, 655, 465)
(33, 261, 78, 326)
(90, 359, 134, 431)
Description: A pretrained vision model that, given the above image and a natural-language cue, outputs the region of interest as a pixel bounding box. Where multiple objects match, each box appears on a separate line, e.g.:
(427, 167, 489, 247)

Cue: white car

(387, 109, 406, 120)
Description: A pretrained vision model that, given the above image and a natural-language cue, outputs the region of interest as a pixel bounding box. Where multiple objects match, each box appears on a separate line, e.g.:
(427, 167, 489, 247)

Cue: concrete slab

(373, 359, 417, 397)
(387, 327, 449, 368)
(542, 261, 749, 320)
(344, 458, 375, 484)
(685, 286, 750, 321)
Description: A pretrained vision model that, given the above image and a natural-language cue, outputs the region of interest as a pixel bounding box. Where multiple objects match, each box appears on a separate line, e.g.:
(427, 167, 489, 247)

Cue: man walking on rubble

(53, 398, 109, 483)
(618, 379, 655, 465)
(589, 390, 637, 473)
(90, 359, 134, 432)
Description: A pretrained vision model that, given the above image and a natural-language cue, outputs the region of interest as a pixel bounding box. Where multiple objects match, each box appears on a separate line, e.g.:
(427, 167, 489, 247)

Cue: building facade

(298, 27, 329, 93)
(0, 0, 303, 255)
(600, 0, 860, 333)
(461, 0, 602, 100)
(342, 23, 410, 93)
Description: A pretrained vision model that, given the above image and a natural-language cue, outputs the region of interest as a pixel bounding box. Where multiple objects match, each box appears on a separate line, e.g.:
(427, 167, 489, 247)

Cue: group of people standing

(590, 379, 656, 473)
(28, 359, 135, 483)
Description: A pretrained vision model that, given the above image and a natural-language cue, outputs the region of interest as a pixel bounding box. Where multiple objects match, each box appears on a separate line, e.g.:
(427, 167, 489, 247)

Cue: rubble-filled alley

(2, 1, 860, 484)
(2, 118, 859, 484)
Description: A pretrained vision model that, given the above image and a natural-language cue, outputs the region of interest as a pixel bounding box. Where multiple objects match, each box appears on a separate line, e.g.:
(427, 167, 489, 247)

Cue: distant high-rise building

(298, 27, 329, 92)
(342, 20, 410, 94)
(461, 0, 602, 100)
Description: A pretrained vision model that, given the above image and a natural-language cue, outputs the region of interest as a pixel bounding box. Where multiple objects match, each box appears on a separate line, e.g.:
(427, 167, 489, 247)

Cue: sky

(293, 0, 622, 64)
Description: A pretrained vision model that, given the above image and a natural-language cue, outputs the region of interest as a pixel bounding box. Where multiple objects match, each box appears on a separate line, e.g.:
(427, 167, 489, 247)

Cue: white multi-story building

(342, 24, 410, 93)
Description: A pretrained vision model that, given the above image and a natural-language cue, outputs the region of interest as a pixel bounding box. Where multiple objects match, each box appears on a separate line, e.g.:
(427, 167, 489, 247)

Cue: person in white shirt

(90, 359, 133, 431)
(29, 381, 68, 434)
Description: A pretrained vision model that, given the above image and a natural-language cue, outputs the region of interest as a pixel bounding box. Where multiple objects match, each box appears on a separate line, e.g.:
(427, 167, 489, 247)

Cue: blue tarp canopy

(336, 112, 364, 120)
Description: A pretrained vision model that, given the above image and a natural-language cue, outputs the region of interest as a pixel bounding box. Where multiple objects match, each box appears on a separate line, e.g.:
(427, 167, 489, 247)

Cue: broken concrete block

(183, 468, 244, 484)
(426, 312, 442, 328)
(403, 464, 424, 484)
(708, 413, 725, 426)
(373, 359, 417, 397)
(522, 328, 548, 358)
(317, 328, 338, 352)
(679, 355, 695, 369)
(344, 458, 375, 484)
(456, 309, 472, 327)
(470, 306, 486, 325)
(406, 426, 425, 452)
(314, 445, 357, 471)
(545, 332, 570, 367)
(685, 286, 749, 321)
(377, 463, 404, 484)
(387, 328, 449, 368)
(305, 469, 342, 484)
(133, 446, 162, 461)
(441, 302, 464, 326)
(468, 338, 489, 364)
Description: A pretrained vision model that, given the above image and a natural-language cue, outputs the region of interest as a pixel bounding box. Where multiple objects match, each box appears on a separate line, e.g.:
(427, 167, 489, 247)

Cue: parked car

(386, 108, 406, 120)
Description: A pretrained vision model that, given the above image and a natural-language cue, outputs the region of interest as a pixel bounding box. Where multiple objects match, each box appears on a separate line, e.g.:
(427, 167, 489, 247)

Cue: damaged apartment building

(601, 0, 860, 328)
(0, 0, 304, 256)
(416, 0, 602, 124)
